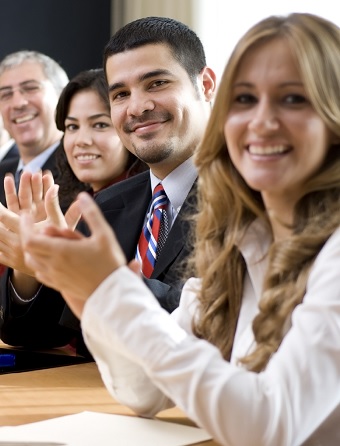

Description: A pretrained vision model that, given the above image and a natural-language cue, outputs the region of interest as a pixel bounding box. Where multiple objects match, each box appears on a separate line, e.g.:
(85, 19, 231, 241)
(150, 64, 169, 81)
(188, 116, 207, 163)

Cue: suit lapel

(41, 152, 59, 179)
(98, 173, 152, 261)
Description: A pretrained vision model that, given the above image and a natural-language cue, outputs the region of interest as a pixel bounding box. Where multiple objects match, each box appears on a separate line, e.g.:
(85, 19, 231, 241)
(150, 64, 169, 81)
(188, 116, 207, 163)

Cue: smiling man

(0, 51, 68, 204)
(93, 16, 216, 310)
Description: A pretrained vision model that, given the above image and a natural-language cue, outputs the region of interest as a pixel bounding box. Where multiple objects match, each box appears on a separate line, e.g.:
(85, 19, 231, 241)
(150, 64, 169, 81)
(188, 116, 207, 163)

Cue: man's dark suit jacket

(0, 149, 59, 206)
(0, 170, 196, 352)
(1, 142, 19, 163)
(94, 170, 196, 311)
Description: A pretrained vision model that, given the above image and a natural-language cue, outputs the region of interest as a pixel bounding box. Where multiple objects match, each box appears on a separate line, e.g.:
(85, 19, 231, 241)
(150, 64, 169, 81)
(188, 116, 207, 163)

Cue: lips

(124, 111, 172, 133)
(131, 120, 163, 133)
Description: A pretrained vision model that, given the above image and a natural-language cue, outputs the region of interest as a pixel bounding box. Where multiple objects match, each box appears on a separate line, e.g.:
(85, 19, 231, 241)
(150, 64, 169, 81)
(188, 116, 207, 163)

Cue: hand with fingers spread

(21, 192, 127, 319)
(5, 170, 54, 220)
(0, 171, 50, 276)
(0, 171, 81, 274)
(0, 170, 81, 300)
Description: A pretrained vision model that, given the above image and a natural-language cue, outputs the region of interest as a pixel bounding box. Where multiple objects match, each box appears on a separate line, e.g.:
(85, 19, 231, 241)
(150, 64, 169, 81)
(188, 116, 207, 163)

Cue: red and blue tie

(136, 184, 169, 278)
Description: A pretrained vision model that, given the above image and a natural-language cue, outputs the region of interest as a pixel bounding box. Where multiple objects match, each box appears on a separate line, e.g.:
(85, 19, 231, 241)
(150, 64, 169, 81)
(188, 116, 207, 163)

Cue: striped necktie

(14, 168, 23, 191)
(136, 183, 169, 278)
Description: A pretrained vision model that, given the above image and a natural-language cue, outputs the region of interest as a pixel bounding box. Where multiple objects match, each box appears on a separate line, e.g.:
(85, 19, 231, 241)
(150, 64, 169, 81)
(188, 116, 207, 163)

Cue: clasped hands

(0, 171, 128, 318)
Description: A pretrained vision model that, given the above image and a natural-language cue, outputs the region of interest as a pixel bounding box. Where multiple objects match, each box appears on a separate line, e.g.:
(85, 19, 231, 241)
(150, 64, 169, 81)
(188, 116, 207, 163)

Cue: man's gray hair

(0, 50, 69, 95)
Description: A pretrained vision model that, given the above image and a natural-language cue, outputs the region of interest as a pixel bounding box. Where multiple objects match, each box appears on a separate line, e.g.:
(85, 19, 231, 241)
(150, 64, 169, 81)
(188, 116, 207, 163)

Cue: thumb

(44, 184, 67, 228)
(78, 192, 126, 267)
(65, 199, 82, 230)
(77, 192, 111, 236)
(128, 259, 142, 277)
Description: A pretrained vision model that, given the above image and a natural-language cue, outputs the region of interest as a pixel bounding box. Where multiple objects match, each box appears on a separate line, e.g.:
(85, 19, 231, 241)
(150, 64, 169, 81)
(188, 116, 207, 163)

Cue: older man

(0, 50, 68, 202)
(0, 51, 69, 348)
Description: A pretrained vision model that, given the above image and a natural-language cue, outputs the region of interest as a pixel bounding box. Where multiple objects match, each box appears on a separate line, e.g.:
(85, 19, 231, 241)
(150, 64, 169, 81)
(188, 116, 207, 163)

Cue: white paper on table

(0, 411, 212, 446)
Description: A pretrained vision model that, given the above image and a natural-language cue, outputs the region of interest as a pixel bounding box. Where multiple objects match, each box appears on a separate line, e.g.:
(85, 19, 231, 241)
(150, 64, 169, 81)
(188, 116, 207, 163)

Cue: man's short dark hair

(103, 16, 206, 85)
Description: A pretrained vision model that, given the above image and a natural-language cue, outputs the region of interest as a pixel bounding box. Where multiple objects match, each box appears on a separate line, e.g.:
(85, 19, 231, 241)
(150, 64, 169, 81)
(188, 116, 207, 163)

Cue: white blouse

(82, 221, 340, 446)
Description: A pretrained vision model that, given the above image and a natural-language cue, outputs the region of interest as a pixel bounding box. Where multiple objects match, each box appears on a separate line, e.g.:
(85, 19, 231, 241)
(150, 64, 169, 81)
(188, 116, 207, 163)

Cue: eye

(22, 84, 40, 94)
(0, 90, 13, 101)
(283, 94, 307, 105)
(65, 123, 78, 131)
(111, 90, 129, 102)
(94, 122, 111, 129)
(150, 80, 168, 88)
(234, 93, 257, 104)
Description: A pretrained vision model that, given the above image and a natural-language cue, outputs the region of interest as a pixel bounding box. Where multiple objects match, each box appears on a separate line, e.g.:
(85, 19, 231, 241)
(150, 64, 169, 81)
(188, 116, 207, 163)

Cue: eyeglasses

(0, 81, 45, 103)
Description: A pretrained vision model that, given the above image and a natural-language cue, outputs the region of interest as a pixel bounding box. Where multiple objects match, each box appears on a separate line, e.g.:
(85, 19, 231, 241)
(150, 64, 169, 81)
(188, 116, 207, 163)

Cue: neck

(263, 194, 297, 241)
(150, 154, 192, 180)
(17, 131, 62, 164)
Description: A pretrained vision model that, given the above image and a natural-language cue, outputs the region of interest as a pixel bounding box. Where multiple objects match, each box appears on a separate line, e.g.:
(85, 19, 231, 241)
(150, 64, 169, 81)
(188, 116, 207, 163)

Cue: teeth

(248, 145, 287, 155)
(76, 155, 99, 161)
(15, 114, 35, 124)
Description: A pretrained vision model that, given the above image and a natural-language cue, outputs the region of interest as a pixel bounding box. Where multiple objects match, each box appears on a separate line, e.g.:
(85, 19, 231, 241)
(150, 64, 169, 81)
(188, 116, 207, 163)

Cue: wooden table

(0, 361, 218, 445)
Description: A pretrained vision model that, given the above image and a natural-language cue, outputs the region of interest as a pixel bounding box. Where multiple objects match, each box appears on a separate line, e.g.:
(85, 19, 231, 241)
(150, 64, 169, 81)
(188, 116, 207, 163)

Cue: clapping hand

(0, 171, 81, 275)
(20, 192, 127, 318)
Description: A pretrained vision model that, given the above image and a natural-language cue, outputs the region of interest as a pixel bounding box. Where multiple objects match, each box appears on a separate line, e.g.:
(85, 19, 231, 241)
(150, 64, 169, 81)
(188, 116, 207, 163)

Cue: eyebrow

(233, 81, 304, 88)
(65, 113, 111, 121)
(108, 69, 174, 93)
(0, 79, 42, 91)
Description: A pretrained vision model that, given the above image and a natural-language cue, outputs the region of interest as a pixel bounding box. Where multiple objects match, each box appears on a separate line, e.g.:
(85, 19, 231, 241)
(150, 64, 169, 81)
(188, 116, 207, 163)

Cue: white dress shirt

(82, 219, 340, 446)
(15, 141, 59, 175)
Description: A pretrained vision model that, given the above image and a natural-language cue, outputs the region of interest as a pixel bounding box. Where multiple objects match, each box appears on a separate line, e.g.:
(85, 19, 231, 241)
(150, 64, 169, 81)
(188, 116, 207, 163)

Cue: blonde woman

(21, 13, 340, 445)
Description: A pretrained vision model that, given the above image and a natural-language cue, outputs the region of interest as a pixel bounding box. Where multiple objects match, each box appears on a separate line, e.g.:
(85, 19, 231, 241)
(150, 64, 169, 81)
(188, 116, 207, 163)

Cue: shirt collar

(237, 218, 272, 266)
(17, 141, 60, 173)
(150, 156, 197, 214)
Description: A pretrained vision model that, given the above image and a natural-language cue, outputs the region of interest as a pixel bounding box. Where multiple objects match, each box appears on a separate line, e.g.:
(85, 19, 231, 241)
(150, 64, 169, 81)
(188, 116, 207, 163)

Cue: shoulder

(3, 143, 19, 161)
(313, 226, 340, 266)
(0, 157, 19, 176)
(95, 171, 150, 205)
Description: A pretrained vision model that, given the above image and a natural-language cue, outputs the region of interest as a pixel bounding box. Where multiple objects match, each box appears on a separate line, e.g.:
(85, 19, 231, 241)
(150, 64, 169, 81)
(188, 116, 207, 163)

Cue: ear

(200, 66, 217, 102)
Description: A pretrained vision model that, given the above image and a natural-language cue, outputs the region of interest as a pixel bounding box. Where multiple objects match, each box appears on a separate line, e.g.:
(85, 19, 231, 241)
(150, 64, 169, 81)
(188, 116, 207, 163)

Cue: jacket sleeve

(0, 268, 77, 349)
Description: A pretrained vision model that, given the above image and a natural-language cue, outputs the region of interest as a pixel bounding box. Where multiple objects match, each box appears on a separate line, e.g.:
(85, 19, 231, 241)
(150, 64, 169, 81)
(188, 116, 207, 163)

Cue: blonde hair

(192, 13, 340, 371)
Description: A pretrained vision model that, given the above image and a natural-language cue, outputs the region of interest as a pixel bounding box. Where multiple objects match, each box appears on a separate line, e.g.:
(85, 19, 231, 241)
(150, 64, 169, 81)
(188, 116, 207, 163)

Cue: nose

(127, 91, 155, 117)
(75, 126, 92, 147)
(11, 89, 29, 108)
(248, 99, 279, 134)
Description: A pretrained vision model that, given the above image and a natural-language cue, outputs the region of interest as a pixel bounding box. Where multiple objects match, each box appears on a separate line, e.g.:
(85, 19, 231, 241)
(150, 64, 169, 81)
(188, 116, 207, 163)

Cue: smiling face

(0, 61, 62, 161)
(224, 38, 335, 218)
(106, 43, 214, 179)
(63, 89, 128, 192)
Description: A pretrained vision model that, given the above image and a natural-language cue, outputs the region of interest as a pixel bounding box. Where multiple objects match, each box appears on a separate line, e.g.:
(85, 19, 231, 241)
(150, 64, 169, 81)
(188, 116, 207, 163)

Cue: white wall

(196, 0, 340, 82)
(112, 0, 197, 30)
